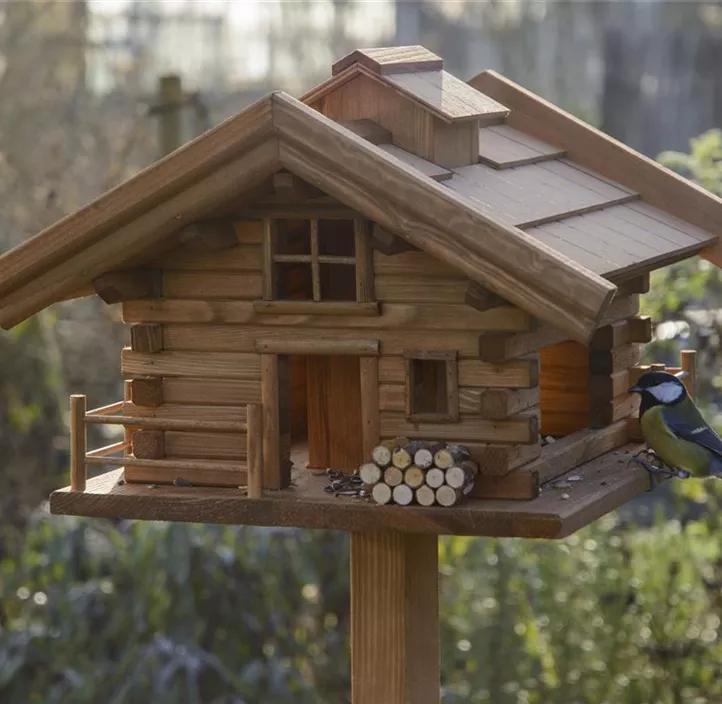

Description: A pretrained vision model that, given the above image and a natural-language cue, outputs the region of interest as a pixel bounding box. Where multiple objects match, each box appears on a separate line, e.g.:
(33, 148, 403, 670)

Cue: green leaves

(0, 518, 350, 703)
(658, 129, 722, 197)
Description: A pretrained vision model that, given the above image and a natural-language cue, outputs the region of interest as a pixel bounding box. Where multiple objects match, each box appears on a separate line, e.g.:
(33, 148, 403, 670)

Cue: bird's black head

(629, 371, 687, 413)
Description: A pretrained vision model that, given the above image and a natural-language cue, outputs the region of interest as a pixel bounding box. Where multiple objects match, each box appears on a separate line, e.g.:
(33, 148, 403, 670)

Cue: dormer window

(258, 217, 375, 313)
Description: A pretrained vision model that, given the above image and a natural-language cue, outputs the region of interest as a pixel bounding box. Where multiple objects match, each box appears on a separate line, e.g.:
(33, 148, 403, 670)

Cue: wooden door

(306, 355, 363, 470)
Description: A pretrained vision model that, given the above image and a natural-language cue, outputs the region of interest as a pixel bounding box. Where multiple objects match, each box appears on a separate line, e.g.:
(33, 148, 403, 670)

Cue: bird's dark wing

(662, 405, 722, 459)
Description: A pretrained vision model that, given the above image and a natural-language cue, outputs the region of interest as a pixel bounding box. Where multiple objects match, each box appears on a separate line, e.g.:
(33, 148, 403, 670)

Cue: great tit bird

(628, 371, 722, 481)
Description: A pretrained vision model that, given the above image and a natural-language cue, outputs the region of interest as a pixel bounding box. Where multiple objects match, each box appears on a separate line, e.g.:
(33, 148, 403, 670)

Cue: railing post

(70, 394, 87, 492)
(123, 380, 134, 456)
(681, 349, 697, 399)
(247, 403, 263, 498)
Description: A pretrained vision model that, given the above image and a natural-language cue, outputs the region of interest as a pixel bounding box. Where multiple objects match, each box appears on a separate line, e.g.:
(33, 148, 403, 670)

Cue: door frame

(255, 337, 380, 489)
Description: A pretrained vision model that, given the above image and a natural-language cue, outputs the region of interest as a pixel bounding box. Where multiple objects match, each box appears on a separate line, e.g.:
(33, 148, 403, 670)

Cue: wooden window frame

(260, 216, 375, 313)
(404, 350, 460, 423)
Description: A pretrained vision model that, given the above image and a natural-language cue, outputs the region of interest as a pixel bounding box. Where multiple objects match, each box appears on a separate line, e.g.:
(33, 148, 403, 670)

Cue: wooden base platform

(50, 443, 651, 538)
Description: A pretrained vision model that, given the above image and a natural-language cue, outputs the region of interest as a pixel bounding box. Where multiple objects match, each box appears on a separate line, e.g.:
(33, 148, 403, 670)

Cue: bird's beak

(628, 385, 642, 394)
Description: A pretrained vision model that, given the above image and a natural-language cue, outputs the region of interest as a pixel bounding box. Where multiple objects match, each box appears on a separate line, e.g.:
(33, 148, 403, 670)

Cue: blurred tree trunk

(602, 1, 722, 158)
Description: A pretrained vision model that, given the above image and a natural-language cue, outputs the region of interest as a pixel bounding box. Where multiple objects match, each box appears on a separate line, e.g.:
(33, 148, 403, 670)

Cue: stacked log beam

(362, 438, 480, 507)
(588, 315, 651, 432)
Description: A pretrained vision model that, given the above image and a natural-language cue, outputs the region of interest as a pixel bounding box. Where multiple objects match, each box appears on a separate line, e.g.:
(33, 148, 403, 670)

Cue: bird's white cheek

(649, 382, 683, 404)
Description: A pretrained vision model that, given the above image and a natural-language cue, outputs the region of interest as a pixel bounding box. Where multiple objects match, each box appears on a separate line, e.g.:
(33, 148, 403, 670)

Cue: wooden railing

(69, 396, 263, 497)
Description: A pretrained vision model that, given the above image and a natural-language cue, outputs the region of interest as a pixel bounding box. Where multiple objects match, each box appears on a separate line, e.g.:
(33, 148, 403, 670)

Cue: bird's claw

(629, 456, 691, 491)
(633, 448, 665, 467)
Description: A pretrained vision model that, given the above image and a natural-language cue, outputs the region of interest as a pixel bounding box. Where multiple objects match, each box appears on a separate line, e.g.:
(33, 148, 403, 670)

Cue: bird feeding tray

(50, 441, 649, 539)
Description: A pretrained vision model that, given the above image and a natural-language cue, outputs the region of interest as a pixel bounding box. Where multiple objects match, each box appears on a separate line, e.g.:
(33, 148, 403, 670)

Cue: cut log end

(434, 445, 472, 470)
(445, 460, 480, 490)
(426, 467, 445, 489)
(392, 484, 414, 506)
(371, 482, 393, 505)
(436, 485, 461, 507)
(416, 485, 436, 507)
(413, 441, 445, 469)
(384, 466, 404, 487)
(403, 465, 425, 489)
(359, 462, 383, 486)
(371, 444, 392, 468)
(391, 446, 413, 470)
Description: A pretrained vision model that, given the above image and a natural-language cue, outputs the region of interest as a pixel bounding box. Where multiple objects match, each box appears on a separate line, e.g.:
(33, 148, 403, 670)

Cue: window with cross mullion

(266, 217, 372, 303)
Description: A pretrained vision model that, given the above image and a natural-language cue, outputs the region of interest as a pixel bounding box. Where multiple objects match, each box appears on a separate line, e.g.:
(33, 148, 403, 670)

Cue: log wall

(118, 210, 652, 493)
(120, 217, 547, 487)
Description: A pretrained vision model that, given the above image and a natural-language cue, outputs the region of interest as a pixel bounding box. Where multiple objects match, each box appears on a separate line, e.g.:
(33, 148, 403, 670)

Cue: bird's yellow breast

(641, 405, 710, 475)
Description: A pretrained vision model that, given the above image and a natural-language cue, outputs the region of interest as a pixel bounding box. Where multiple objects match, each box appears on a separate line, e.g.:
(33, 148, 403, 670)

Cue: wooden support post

(247, 403, 263, 499)
(681, 349, 697, 399)
(69, 394, 87, 492)
(350, 532, 440, 704)
(261, 354, 284, 489)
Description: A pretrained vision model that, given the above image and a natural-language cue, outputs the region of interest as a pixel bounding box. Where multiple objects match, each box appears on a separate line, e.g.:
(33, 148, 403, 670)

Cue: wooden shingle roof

(469, 69, 722, 268)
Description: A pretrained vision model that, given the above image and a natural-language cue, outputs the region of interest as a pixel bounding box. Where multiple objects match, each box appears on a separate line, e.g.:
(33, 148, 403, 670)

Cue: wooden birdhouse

(1, 45, 722, 702)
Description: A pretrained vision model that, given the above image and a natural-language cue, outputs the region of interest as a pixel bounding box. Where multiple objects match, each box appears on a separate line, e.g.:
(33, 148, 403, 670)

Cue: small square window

(405, 351, 459, 423)
(262, 216, 376, 308)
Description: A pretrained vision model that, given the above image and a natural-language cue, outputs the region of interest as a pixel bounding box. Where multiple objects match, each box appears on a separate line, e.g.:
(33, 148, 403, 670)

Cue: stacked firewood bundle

(360, 437, 479, 507)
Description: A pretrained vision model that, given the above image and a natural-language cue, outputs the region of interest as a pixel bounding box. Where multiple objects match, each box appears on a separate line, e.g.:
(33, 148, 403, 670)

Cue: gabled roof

(1, 50, 721, 345)
(0, 91, 614, 342)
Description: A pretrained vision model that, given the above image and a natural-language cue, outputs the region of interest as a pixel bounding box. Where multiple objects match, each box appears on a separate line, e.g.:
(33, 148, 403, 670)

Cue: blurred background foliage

(2, 1, 722, 702)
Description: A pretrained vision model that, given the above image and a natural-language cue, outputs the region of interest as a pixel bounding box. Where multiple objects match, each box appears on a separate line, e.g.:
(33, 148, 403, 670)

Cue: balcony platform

(50, 443, 652, 539)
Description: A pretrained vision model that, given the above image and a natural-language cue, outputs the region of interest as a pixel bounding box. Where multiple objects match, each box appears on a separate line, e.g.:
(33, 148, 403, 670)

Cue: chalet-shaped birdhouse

(2, 45, 722, 539)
